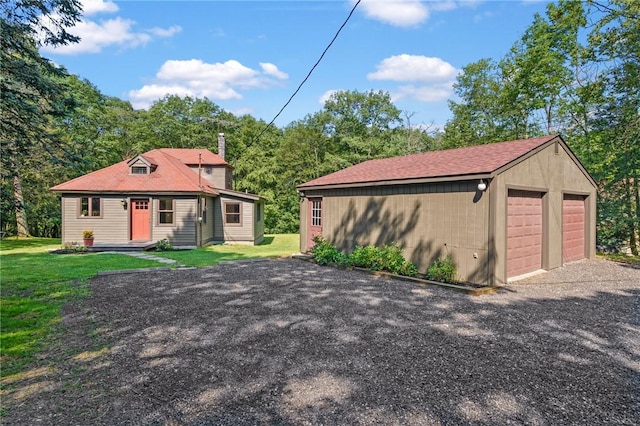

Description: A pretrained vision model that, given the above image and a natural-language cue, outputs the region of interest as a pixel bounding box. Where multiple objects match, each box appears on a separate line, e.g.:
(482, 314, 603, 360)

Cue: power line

(253, 0, 361, 142)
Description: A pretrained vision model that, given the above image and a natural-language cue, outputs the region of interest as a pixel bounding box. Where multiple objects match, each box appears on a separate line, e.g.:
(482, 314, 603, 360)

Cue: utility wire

(253, 0, 361, 143)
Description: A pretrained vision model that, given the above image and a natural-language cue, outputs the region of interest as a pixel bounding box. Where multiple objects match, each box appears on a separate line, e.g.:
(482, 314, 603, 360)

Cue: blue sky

(41, 0, 552, 129)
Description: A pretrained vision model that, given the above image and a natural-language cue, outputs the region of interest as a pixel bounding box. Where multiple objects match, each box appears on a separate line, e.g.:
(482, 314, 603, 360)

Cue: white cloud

(260, 63, 288, 80)
(129, 59, 289, 109)
(395, 83, 454, 102)
(368, 54, 459, 103)
(356, 0, 483, 27)
(318, 89, 341, 105)
(148, 25, 182, 38)
(39, 1, 181, 55)
(80, 0, 118, 16)
(357, 0, 429, 27)
(368, 54, 458, 82)
(430, 1, 458, 12)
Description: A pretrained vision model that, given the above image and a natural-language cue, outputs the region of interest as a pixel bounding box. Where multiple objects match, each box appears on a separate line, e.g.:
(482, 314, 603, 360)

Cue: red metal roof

(298, 135, 559, 188)
(51, 149, 223, 194)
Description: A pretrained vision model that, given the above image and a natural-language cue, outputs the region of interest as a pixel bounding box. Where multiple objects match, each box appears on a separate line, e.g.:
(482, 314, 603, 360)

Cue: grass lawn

(597, 252, 640, 266)
(153, 234, 300, 267)
(0, 234, 300, 378)
(0, 237, 161, 378)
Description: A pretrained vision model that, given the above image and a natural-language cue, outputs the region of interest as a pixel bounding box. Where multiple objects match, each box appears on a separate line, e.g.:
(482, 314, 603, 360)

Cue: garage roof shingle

(298, 135, 559, 188)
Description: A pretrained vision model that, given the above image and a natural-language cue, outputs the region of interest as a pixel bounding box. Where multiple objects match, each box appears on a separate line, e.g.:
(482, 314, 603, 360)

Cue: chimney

(217, 133, 226, 161)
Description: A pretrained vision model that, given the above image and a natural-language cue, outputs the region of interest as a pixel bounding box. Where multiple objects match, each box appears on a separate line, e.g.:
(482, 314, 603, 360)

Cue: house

(51, 134, 265, 248)
(297, 135, 597, 286)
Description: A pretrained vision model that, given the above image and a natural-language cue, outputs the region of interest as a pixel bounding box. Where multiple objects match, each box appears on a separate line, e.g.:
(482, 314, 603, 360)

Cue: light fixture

(477, 180, 487, 192)
(121, 199, 128, 209)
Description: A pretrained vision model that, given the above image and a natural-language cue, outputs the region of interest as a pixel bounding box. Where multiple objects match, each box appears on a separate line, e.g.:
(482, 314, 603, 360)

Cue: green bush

(350, 245, 380, 269)
(311, 238, 418, 277)
(426, 255, 458, 283)
(311, 236, 347, 266)
(155, 238, 173, 251)
(350, 243, 418, 277)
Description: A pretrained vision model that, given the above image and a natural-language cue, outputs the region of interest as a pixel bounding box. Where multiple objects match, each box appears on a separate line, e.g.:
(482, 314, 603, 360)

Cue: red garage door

(507, 190, 543, 279)
(563, 195, 585, 263)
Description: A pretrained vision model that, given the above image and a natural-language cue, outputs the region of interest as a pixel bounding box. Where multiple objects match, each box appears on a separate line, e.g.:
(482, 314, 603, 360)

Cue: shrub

(350, 245, 380, 269)
(155, 238, 173, 251)
(426, 255, 458, 283)
(62, 241, 87, 253)
(311, 236, 347, 266)
(82, 230, 93, 239)
(350, 243, 418, 277)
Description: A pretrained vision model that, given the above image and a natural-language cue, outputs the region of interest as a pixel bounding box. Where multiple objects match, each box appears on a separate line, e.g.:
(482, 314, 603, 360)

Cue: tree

(442, 59, 522, 148)
(0, 0, 82, 236)
(587, 0, 640, 253)
(320, 90, 403, 164)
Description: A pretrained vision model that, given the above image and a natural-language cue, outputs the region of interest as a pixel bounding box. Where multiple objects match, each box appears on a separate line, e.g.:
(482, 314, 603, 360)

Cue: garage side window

(311, 199, 322, 227)
(158, 198, 175, 225)
(224, 202, 241, 225)
(79, 196, 101, 217)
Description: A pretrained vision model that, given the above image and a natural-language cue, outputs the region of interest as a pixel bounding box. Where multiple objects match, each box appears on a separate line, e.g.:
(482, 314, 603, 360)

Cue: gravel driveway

(3, 258, 639, 425)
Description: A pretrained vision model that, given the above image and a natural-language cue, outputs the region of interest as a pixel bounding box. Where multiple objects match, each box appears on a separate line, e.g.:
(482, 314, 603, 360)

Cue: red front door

(131, 199, 150, 241)
(308, 198, 322, 249)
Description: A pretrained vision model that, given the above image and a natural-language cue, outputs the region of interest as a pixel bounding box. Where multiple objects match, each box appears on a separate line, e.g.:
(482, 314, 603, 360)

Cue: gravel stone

(2, 258, 638, 425)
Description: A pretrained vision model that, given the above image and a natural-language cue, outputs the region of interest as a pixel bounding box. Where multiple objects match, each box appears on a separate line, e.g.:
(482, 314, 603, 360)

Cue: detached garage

(297, 135, 597, 286)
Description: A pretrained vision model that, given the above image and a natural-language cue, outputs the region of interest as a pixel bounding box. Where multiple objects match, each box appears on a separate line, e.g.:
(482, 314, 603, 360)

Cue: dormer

(127, 155, 157, 175)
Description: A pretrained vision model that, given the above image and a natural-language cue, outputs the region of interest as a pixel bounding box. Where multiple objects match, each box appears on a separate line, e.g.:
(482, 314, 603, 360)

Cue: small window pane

(91, 197, 101, 216)
(158, 198, 174, 224)
(312, 200, 322, 227)
(225, 203, 240, 214)
(225, 203, 241, 224)
(132, 166, 147, 174)
(81, 198, 89, 216)
(159, 212, 174, 224)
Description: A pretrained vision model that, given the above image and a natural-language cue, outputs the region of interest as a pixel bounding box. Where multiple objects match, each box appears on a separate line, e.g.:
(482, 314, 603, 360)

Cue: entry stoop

(88, 242, 157, 252)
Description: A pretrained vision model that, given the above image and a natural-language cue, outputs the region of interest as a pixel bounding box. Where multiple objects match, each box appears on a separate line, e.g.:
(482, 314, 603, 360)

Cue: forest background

(1, 0, 638, 254)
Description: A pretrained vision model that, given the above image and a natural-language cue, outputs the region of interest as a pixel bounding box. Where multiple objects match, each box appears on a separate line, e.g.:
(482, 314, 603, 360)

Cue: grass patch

(0, 237, 161, 378)
(597, 252, 640, 266)
(152, 234, 300, 267)
(0, 235, 299, 377)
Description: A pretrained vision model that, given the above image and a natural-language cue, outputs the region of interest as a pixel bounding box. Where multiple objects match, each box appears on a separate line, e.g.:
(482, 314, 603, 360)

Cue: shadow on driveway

(3, 258, 639, 425)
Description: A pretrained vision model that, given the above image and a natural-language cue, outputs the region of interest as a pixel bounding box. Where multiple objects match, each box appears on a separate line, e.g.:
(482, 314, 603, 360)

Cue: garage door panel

(507, 190, 543, 279)
(563, 195, 585, 263)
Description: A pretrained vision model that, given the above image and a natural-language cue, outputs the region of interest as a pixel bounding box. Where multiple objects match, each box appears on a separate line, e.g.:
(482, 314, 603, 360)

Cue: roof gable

(298, 135, 563, 189)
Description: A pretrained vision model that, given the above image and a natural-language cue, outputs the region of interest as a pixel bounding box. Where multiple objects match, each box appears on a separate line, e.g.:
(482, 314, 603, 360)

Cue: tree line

(1, 0, 638, 254)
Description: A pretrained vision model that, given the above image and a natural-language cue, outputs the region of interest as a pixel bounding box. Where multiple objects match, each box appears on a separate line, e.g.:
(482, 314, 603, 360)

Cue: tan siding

(151, 197, 197, 246)
(199, 196, 215, 245)
(318, 181, 490, 284)
(188, 166, 230, 189)
(61, 196, 129, 243)
(492, 143, 597, 285)
(253, 202, 265, 244)
(212, 195, 257, 244)
(213, 197, 224, 241)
